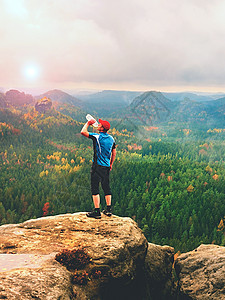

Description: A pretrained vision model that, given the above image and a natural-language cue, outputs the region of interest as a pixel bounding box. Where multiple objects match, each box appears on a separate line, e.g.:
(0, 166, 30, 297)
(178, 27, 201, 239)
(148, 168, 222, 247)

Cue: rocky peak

(5, 89, 34, 106)
(129, 91, 172, 125)
(35, 97, 52, 113)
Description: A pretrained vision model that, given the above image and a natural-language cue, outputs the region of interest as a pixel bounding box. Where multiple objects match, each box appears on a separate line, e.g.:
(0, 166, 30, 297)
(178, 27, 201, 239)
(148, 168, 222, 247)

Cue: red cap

(99, 119, 110, 131)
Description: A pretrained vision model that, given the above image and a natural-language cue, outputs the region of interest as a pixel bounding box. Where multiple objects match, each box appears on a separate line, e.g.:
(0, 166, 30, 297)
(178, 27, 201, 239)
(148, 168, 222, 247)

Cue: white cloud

(1, 0, 225, 91)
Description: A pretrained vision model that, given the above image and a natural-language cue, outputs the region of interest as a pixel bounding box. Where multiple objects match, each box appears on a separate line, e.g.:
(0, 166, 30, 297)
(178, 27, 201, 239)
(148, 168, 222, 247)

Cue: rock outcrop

(35, 97, 52, 113)
(5, 89, 34, 106)
(144, 243, 175, 299)
(0, 213, 161, 300)
(1, 213, 223, 299)
(175, 244, 225, 300)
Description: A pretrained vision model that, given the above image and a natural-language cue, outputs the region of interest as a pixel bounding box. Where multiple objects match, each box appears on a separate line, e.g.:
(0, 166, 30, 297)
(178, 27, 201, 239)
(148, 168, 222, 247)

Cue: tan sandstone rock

(175, 244, 225, 300)
(144, 243, 175, 299)
(0, 212, 148, 300)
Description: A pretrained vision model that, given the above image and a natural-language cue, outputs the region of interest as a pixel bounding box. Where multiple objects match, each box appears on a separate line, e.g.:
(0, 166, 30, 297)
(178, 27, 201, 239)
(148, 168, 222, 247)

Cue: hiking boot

(86, 209, 101, 219)
(102, 207, 112, 217)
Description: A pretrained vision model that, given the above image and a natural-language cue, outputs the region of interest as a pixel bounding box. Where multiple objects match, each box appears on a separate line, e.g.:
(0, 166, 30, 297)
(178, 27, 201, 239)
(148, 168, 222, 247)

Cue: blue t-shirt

(89, 132, 116, 167)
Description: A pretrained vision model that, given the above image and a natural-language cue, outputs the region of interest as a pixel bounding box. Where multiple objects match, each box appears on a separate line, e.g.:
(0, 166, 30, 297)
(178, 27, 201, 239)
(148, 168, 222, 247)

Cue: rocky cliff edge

(0, 213, 174, 300)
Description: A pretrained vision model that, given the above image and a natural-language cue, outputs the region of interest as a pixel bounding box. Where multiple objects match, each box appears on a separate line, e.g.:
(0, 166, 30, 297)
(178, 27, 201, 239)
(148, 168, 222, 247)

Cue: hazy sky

(1, 0, 225, 94)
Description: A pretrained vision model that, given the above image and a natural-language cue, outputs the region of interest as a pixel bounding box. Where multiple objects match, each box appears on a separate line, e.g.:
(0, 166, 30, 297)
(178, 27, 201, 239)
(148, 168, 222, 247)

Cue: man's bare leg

(93, 194, 100, 208)
(105, 195, 111, 206)
(86, 194, 101, 218)
(103, 195, 112, 216)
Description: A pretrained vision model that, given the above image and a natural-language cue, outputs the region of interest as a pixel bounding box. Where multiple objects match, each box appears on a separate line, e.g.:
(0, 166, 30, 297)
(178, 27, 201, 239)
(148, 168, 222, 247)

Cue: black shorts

(91, 164, 111, 196)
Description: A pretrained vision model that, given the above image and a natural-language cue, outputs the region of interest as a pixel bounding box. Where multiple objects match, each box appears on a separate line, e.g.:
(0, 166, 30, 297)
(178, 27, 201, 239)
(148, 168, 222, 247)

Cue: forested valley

(0, 102, 225, 253)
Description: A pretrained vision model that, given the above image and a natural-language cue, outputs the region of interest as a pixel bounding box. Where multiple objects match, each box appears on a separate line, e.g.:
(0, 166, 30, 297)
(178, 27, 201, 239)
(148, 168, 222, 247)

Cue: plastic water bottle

(86, 114, 98, 127)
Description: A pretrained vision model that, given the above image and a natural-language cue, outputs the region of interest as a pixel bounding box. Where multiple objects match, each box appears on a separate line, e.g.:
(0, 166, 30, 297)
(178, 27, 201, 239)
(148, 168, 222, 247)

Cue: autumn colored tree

(42, 202, 50, 217)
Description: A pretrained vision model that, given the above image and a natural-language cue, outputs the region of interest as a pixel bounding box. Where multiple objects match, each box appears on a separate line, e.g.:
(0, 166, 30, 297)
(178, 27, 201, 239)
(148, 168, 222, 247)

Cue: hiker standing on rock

(81, 118, 116, 219)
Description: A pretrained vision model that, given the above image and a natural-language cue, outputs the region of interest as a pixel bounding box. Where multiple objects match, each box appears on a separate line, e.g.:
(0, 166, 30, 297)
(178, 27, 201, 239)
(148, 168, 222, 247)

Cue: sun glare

(23, 64, 40, 80)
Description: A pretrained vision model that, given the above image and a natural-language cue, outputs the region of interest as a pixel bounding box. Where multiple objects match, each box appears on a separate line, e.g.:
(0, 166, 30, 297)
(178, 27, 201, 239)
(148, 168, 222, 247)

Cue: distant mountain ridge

(163, 92, 225, 102)
(35, 89, 82, 107)
(77, 89, 142, 104)
(204, 96, 225, 108)
(1, 88, 225, 128)
(125, 91, 225, 128)
(77, 90, 142, 116)
(163, 92, 215, 102)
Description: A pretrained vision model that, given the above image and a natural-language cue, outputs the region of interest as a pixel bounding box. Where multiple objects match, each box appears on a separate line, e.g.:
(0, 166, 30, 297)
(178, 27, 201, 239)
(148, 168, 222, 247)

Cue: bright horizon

(1, 0, 225, 95)
(1, 84, 225, 98)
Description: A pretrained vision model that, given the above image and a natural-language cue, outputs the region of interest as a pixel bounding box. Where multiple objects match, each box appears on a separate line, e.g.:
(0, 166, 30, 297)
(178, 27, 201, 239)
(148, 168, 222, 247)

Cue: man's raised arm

(81, 119, 96, 137)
